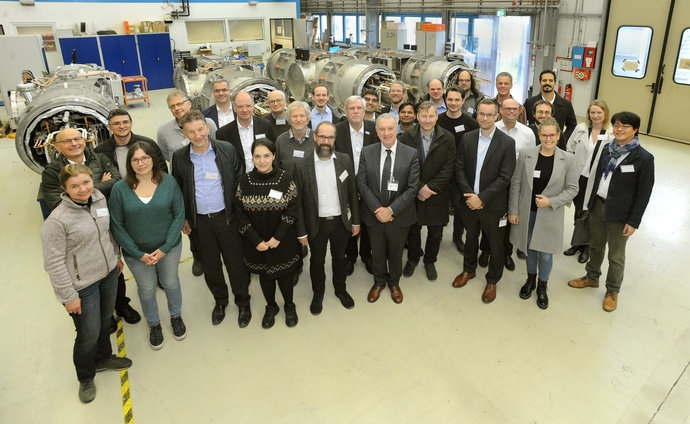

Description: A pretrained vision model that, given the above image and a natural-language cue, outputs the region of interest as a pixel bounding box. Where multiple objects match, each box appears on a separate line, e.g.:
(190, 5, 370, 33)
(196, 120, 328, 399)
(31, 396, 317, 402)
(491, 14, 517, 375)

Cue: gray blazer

(508, 145, 579, 254)
(295, 149, 360, 240)
(356, 141, 420, 227)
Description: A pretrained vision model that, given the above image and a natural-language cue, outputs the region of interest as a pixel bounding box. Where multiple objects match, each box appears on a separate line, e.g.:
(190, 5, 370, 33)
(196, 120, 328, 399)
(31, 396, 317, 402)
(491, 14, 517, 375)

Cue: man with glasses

(295, 121, 360, 315)
(457, 70, 487, 118)
(361, 89, 380, 121)
(202, 79, 234, 128)
(216, 91, 275, 173)
(494, 72, 527, 124)
(452, 99, 516, 304)
(524, 70, 577, 146)
(157, 91, 217, 164)
(265, 90, 290, 137)
(381, 81, 406, 123)
(568, 112, 654, 312)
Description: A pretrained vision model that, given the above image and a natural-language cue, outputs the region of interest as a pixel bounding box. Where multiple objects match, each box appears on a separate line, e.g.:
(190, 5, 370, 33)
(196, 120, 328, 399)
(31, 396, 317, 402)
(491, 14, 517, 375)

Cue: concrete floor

(1, 89, 689, 423)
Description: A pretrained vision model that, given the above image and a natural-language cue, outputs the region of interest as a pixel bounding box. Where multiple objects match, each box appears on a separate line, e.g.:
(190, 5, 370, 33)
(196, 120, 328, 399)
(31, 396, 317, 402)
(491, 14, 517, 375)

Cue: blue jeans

(526, 211, 554, 281)
(70, 267, 118, 382)
(124, 242, 183, 327)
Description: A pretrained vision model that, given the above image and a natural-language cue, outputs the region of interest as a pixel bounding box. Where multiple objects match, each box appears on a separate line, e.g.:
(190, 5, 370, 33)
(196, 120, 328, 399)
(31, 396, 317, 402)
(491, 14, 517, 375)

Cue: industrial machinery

(11, 64, 123, 174)
(400, 54, 468, 101)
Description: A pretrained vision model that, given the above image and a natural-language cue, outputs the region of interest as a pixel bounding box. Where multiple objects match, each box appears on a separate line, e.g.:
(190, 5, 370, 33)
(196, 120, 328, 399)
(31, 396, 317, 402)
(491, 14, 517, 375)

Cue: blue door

(59, 37, 101, 65)
(137, 33, 174, 90)
(99, 35, 141, 77)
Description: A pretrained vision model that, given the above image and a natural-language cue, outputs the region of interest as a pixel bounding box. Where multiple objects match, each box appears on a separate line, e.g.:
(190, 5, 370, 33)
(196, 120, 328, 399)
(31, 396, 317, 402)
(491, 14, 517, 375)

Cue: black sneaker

(149, 324, 164, 350)
(192, 259, 204, 276)
(79, 379, 96, 403)
(262, 304, 279, 329)
(285, 303, 298, 327)
(171, 316, 187, 340)
(96, 354, 132, 372)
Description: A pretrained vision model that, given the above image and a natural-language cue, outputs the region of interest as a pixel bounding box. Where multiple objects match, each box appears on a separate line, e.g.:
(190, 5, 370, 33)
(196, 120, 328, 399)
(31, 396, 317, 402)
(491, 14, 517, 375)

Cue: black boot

(519, 274, 537, 299)
(536, 279, 549, 309)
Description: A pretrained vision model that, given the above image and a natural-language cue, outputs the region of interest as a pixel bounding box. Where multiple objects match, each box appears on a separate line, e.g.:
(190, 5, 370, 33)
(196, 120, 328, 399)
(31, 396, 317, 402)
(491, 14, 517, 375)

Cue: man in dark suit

(452, 99, 516, 303)
(400, 101, 456, 281)
(202, 79, 234, 128)
(215, 91, 275, 173)
(357, 114, 420, 304)
(296, 121, 360, 315)
(335, 95, 380, 275)
(524, 70, 577, 146)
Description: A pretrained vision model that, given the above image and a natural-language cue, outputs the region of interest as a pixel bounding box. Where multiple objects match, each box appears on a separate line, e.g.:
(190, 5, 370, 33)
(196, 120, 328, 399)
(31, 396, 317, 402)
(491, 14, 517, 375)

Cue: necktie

(381, 149, 392, 206)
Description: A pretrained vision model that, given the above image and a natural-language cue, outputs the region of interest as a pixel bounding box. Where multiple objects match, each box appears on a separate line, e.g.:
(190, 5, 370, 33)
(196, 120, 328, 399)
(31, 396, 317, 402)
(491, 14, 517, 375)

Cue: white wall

(552, 0, 607, 118)
(1, 1, 297, 63)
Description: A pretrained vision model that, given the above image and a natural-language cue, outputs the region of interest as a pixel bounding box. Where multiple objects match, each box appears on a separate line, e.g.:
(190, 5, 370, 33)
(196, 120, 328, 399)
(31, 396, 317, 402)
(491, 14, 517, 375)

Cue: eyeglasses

(612, 123, 633, 129)
(315, 135, 335, 141)
(131, 156, 151, 165)
(458, 79, 471, 83)
(213, 88, 229, 93)
(109, 120, 131, 127)
(539, 133, 559, 139)
(268, 99, 284, 104)
(477, 112, 496, 118)
(54, 136, 83, 144)
(168, 100, 188, 110)
(364, 97, 379, 102)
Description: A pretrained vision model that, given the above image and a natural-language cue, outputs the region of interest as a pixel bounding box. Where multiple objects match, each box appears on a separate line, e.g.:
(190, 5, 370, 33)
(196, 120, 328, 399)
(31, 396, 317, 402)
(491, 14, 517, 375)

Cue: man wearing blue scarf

(567, 112, 654, 312)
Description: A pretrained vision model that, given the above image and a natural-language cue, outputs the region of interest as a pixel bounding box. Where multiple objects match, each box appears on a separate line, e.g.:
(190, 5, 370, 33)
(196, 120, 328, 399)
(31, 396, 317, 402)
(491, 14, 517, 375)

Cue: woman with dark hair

(508, 118, 579, 309)
(397, 101, 417, 134)
(109, 142, 186, 350)
(235, 138, 301, 329)
(41, 164, 132, 403)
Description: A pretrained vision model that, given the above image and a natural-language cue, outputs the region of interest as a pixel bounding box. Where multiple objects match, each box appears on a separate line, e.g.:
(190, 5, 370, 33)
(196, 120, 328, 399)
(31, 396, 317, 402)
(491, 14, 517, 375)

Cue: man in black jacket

(296, 121, 360, 315)
(172, 110, 251, 328)
(524, 70, 577, 146)
(568, 112, 654, 312)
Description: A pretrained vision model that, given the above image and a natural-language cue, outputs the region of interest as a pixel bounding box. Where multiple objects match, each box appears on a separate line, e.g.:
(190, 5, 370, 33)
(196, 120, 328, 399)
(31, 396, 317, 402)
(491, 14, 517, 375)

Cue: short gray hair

(286, 101, 311, 122)
(496, 72, 513, 83)
(376, 113, 397, 127)
(232, 90, 254, 104)
(166, 91, 189, 103)
(269, 89, 287, 101)
(345, 95, 366, 110)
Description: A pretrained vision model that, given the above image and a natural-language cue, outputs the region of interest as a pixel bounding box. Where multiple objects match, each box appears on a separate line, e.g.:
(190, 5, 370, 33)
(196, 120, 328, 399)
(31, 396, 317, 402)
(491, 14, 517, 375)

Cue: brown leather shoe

(452, 271, 476, 288)
(603, 290, 618, 312)
(481, 283, 497, 303)
(390, 286, 403, 304)
(367, 285, 384, 303)
(568, 276, 599, 288)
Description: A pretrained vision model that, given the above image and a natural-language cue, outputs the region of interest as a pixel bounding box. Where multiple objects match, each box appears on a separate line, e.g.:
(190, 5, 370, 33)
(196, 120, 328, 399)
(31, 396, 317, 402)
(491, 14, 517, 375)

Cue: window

(359, 16, 367, 44)
(424, 17, 442, 24)
(332, 15, 344, 42)
(611, 26, 653, 79)
(405, 17, 421, 47)
(345, 15, 357, 43)
(227, 19, 264, 42)
(673, 28, 690, 85)
(315, 15, 328, 42)
(385, 17, 402, 23)
(185, 20, 225, 44)
(452, 17, 470, 50)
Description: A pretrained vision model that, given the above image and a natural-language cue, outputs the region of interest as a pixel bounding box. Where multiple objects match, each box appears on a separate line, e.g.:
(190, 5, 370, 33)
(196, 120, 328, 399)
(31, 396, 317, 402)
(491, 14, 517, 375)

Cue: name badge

(365, 131, 370, 135)
(268, 189, 283, 199)
(468, 107, 475, 114)
(499, 214, 507, 227)
(205, 172, 218, 180)
(255, 133, 266, 140)
(454, 125, 465, 133)
(339, 170, 349, 182)
(534, 170, 541, 178)
(96, 208, 109, 217)
(620, 164, 635, 173)
(276, 119, 286, 125)
(293, 150, 305, 158)
(387, 177, 399, 192)
(597, 134, 607, 141)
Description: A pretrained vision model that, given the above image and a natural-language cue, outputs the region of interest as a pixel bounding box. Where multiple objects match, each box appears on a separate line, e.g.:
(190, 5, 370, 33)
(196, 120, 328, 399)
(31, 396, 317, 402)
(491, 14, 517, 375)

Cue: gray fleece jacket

(41, 189, 120, 304)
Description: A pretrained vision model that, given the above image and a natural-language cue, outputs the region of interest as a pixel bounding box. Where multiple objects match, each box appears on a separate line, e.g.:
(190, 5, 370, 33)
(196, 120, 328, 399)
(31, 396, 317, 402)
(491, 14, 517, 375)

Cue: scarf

(603, 136, 639, 177)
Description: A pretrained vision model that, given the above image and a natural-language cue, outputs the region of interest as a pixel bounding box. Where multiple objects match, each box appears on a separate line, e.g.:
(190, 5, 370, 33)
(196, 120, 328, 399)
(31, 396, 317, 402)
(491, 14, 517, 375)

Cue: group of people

(39, 69, 654, 404)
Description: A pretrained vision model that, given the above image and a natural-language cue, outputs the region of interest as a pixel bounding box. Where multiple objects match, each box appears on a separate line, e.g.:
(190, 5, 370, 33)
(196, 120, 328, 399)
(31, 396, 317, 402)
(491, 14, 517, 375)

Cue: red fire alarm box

(574, 68, 591, 80)
(583, 47, 596, 69)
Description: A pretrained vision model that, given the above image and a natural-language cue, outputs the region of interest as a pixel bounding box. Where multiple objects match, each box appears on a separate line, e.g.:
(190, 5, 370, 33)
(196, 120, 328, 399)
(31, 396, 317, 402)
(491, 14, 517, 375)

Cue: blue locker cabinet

(58, 37, 101, 66)
(99, 35, 142, 78)
(136, 33, 174, 90)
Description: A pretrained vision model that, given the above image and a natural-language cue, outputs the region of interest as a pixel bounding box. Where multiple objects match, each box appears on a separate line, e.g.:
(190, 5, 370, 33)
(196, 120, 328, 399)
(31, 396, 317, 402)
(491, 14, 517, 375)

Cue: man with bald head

(426, 79, 447, 114)
(265, 90, 290, 137)
(202, 79, 234, 128)
(216, 91, 275, 173)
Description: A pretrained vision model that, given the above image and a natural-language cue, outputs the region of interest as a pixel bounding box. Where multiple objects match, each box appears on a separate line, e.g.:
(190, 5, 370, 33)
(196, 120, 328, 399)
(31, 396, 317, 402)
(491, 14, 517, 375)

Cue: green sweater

(109, 174, 185, 259)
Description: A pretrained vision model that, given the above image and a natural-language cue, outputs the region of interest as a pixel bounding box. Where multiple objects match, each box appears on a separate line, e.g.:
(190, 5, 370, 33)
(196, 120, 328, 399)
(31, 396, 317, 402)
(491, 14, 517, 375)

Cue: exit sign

(496, 10, 506, 17)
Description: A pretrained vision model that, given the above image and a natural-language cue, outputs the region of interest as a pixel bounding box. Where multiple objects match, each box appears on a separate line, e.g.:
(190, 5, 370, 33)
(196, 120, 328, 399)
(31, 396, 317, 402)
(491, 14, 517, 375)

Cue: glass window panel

(345, 16, 357, 43)
(332, 16, 344, 42)
(228, 19, 264, 41)
(385, 17, 402, 23)
(494, 16, 531, 102)
(359, 16, 366, 43)
(424, 17, 442, 24)
(673, 28, 690, 85)
(452, 18, 470, 50)
(405, 17, 421, 47)
(186, 20, 225, 44)
(612, 26, 653, 79)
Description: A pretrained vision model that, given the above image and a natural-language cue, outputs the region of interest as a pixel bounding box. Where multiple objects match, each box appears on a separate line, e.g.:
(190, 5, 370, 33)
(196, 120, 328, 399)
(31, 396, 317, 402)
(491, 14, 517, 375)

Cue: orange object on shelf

(122, 75, 150, 107)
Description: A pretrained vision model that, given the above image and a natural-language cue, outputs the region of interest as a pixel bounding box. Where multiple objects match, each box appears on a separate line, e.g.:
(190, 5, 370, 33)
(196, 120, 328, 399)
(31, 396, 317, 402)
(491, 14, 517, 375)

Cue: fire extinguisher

(564, 83, 573, 101)
(557, 80, 563, 95)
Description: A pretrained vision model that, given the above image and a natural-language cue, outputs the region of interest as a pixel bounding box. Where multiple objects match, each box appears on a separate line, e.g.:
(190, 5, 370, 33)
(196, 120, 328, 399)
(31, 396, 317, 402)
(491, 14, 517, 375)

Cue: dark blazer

(202, 105, 220, 128)
(171, 137, 243, 229)
(265, 112, 291, 138)
(295, 149, 360, 240)
(356, 141, 420, 227)
(94, 132, 168, 174)
(215, 116, 275, 173)
(400, 124, 456, 226)
(455, 128, 516, 213)
(334, 120, 380, 160)
(524, 93, 577, 145)
(588, 143, 654, 228)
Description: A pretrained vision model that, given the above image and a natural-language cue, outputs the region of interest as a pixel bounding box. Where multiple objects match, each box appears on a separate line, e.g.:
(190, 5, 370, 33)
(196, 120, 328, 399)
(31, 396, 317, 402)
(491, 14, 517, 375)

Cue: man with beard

(202, 79, 234, 128)
(296, 121, 360, 315)
(265, 90, 291, 137)
(381, 81, 406, 123)
(524, 70, 577, 146)
(457, 70, 487, 118)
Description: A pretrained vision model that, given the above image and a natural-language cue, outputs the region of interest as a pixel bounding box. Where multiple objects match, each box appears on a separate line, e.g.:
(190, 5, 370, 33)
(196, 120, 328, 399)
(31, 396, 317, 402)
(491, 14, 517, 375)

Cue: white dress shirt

(379, 141, 398, 186)
(596, 151, 630, 199)
(350, 124, 365, 174)
(314, 152, 342, 217)
(217, 104, 235, 128)
(238, 119, 255, 171)
(496, 120, 536, 157)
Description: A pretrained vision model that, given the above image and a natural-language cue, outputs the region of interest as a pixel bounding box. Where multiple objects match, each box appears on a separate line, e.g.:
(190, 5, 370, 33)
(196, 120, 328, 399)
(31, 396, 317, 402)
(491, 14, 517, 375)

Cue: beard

(317, 143, 333, 158)
(542, 84, 553, 92)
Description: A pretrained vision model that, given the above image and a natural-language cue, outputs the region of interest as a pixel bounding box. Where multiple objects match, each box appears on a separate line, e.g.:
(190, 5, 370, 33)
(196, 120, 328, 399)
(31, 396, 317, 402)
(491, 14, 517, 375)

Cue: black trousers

(450, 183, 465, 242)
(480, 222, 513, 255)
(194, 214, 250, 307)
(345, 223, 371, 263)
(260, 273, 294, 306)
(188, 232, 200, 261)
(407, 223, 444, 263)
(309, 217, 351, 297)
(460, 207, 506, 284)
(367, 222, 410, 288)
(114, 273, 132, 313)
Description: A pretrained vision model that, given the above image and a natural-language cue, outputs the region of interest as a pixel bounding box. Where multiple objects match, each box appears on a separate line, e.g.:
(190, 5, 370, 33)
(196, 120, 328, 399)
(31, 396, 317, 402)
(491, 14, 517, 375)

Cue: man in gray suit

(357, 114, 420, 304)
(296, 121, 360, 315)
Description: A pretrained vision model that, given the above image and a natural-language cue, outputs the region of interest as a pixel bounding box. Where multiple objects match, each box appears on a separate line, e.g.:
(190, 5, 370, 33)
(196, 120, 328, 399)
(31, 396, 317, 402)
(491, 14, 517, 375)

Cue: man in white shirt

(202, 79, 234, 128)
